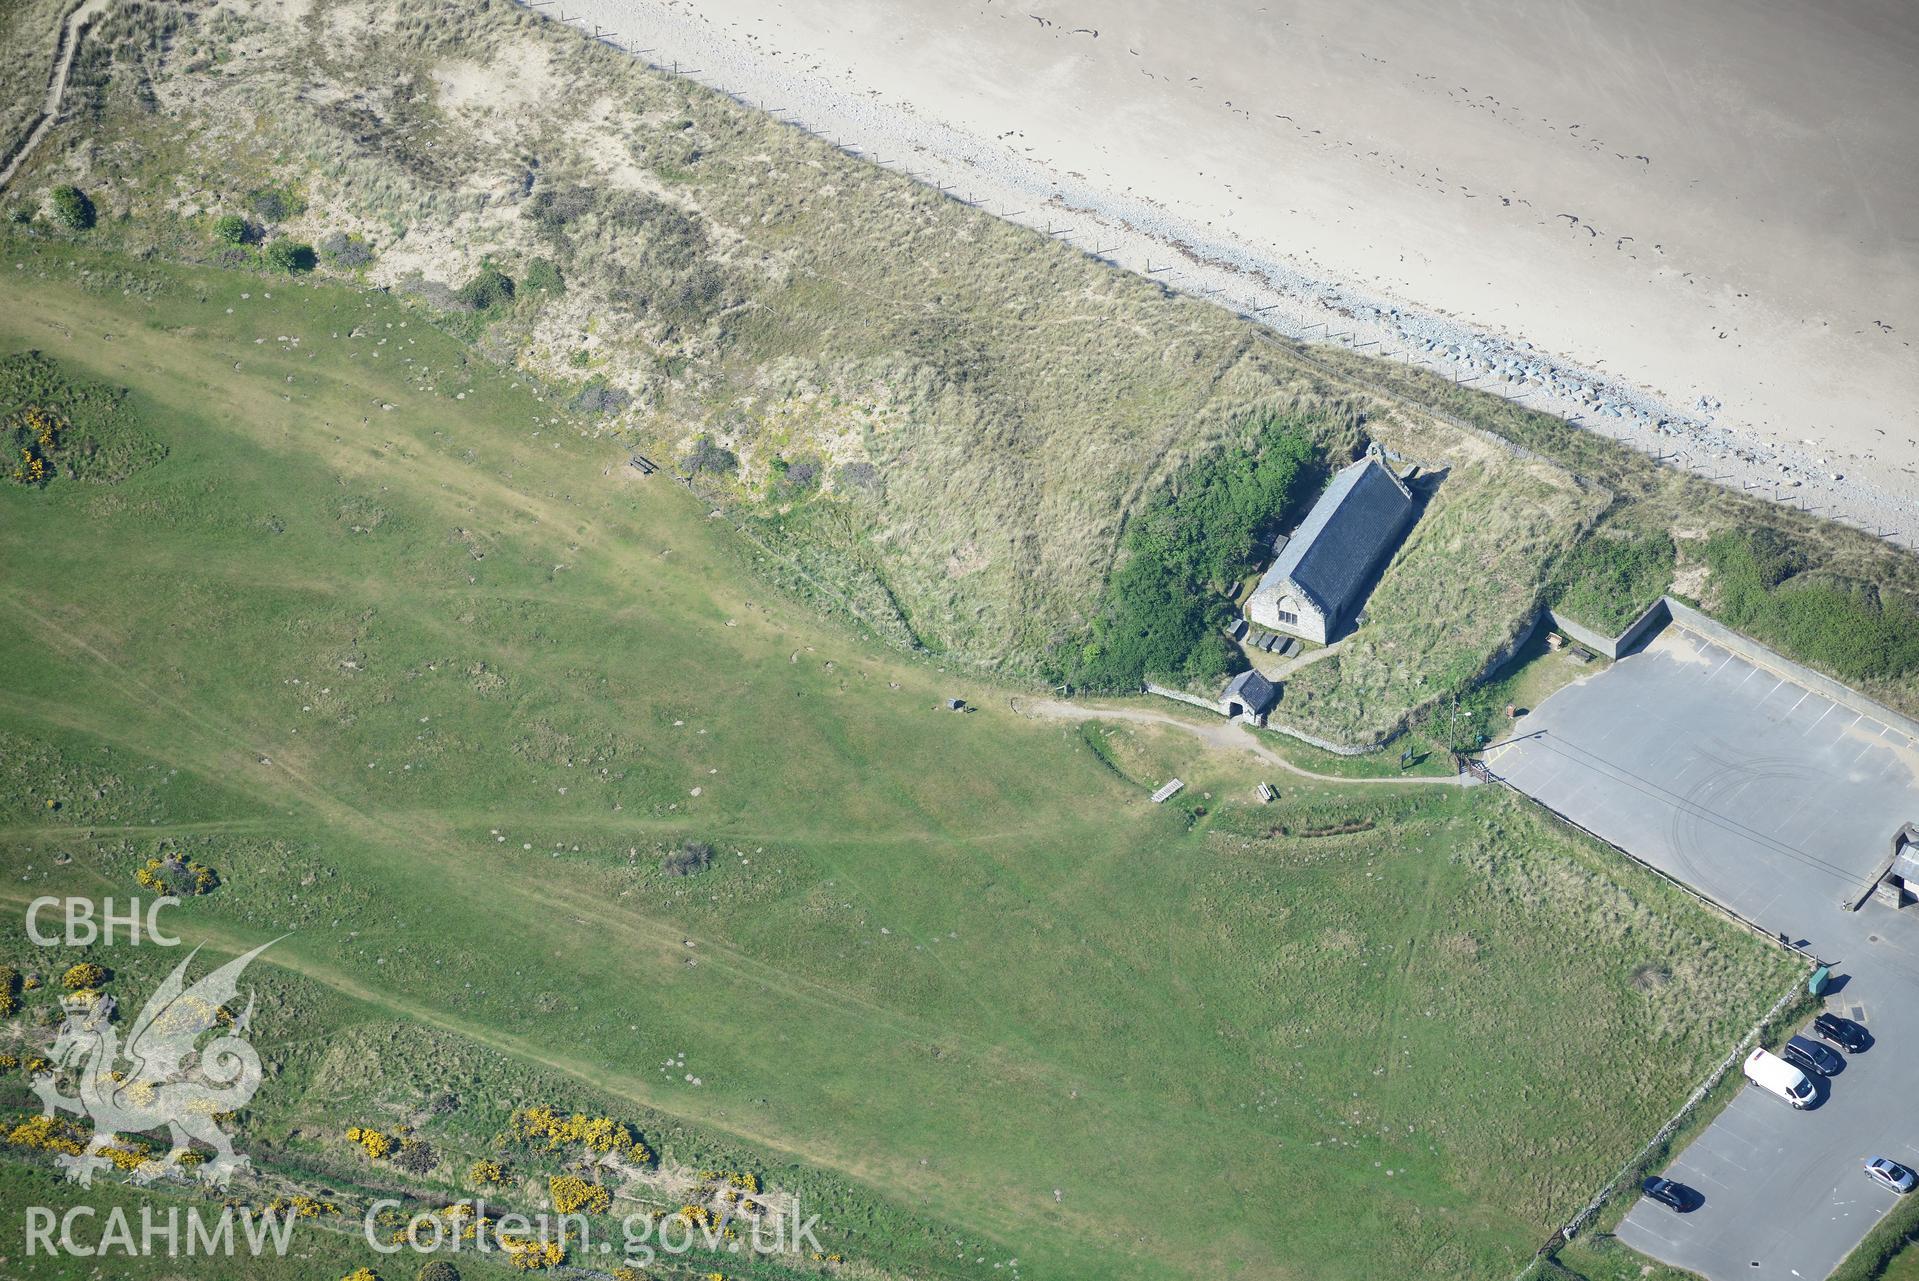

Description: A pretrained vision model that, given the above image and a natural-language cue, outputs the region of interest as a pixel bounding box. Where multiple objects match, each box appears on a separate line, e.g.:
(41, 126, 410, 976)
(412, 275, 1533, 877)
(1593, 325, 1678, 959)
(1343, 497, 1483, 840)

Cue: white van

(1744, 1047, 1815, 1108)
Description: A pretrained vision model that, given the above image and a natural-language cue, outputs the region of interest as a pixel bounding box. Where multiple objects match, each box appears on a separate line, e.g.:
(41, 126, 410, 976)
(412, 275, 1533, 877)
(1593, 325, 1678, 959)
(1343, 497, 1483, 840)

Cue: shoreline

(532, 0, 1919, 550)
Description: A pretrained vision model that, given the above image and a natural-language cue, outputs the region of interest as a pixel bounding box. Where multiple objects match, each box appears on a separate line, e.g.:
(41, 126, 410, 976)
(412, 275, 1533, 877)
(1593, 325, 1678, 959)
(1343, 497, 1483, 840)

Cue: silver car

(1865, 1157, 1916, 1194)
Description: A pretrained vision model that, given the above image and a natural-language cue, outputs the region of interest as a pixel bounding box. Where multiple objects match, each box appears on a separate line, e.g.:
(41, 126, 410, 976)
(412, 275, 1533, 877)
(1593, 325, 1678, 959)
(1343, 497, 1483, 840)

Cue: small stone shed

(1219, 668, 1279, 725)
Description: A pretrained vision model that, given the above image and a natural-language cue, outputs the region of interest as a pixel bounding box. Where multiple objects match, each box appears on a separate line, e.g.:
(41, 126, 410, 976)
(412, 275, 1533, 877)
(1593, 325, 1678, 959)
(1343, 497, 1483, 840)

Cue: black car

(1814, 1013, 1870, 1054)
(1783, 1034, 1845, 1076)
(1644, 1177, 1694, 1212)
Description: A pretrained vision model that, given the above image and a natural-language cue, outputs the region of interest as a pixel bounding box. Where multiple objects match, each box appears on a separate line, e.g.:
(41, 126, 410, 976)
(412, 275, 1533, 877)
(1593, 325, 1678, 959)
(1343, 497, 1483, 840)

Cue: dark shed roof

(1265, 456, 1414, 621)
(1221, 668, 1279, 714)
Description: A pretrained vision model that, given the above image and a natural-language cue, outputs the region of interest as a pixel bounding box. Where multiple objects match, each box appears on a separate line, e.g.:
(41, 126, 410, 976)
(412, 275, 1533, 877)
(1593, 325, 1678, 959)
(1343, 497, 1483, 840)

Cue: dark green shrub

(778, 459, 820, 492)
(262, 239, 316, 273)
(1062, 415, 1316, 691)
(246, 186, 304, 222)
(661, 840, 714, 877)
(1744, 524, 1808, 588)
(211, 214, 251, 245)
(523, 257, 564, 293)
(49, 186, 95, 231)
(567, 381, 630, 415)
(835, 462, 880, 492)
(682, 437, 738, 476)
(319, 231, 373, 268)
(417, 1259, 461, 1281)
(392, 1136, 437, 1175)
(456, 266, 515, 310)
(524, 185, 593, 237)
(1706, 527, 1919, 683)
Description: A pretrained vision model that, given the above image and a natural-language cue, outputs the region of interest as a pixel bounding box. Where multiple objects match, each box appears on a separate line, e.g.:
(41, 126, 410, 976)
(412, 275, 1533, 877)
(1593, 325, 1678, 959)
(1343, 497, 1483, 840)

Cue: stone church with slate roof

(1246, 453, 1415, 644)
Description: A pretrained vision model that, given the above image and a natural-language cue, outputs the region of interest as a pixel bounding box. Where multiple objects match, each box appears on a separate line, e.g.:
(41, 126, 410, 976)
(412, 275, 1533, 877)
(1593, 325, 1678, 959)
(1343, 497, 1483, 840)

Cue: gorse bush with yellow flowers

(60, 962, 110, 991)
(499, 1235, 565, 1271)
(686, 1169, 768, 1220)
(7, 1113, 87, 1157)
(8, 405, 58, 484)
(13, 447, 47, 485)
(135, 853, 220, 896)
(507, 1105, 651, 1164)
(346, 1123, 436, 1173)
(468, 1157, 507, 1186)
(548, 1174, 611, 1215)
(267, 1194, 341, 1219)
(346, 1125, 397, 1160)
(0, 966, 18, 1017)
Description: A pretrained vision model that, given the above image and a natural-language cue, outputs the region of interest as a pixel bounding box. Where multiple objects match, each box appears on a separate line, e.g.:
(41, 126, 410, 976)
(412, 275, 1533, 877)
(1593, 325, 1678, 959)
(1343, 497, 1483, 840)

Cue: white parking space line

(1676, 1148, 1748, 1180)
(1621, 1219, 1683, 1251)
(1803, 703, 1836, 736)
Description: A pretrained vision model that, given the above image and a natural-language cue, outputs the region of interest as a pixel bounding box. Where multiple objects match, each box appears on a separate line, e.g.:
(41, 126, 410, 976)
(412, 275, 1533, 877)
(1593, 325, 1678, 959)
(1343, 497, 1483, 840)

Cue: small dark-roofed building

(1247, 454, 1415, 643)
(1219, 668, 1279, 724)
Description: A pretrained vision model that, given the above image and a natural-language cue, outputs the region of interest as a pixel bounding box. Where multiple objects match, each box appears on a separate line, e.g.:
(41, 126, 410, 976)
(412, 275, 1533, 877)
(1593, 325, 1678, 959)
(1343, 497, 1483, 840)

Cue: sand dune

(553, 0, 1919, 538)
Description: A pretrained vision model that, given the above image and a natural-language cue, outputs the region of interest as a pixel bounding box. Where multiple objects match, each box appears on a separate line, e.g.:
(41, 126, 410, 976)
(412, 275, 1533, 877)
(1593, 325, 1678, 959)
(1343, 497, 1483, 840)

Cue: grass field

(1880, 1238, 1919, 1281)
(0, 0, 1602, 751)
(0, 242, 1806, 1280)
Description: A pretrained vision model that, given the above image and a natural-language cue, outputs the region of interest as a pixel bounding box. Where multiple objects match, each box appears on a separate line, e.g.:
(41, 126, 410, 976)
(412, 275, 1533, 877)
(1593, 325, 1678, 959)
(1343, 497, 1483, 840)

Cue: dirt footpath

(1012, 696, 1468, 788)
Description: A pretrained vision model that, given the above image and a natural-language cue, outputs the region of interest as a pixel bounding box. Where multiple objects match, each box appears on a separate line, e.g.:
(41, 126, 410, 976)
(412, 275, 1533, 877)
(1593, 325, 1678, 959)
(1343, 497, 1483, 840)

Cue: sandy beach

(539, 0, 1919, 543)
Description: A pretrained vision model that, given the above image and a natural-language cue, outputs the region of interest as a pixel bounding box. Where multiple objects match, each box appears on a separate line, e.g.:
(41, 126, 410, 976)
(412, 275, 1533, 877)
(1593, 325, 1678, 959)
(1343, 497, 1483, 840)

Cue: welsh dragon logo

(30, 940, 279, 1188)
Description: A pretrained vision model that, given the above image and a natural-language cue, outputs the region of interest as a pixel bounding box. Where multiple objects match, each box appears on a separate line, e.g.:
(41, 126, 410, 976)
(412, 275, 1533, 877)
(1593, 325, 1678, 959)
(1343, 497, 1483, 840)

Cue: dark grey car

(1643, 1177, 1696, 1212)
(1784, 1034, 1844, 1076)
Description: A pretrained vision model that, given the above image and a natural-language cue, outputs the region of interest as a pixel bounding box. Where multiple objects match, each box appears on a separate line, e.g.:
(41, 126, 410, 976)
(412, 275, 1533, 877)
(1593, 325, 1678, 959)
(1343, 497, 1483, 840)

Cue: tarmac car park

(1492, 622, 1919, 1280)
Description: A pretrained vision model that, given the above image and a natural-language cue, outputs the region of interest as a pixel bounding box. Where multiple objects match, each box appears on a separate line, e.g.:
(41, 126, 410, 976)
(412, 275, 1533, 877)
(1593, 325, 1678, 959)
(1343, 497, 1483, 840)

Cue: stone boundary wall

(1541, 596, 1671, 660)
(1143, 682, 1382, 756)
(1259, 717, 1379, 757)
(1141, 682, 1222, 715)
(1474, 610, 1543, 684)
